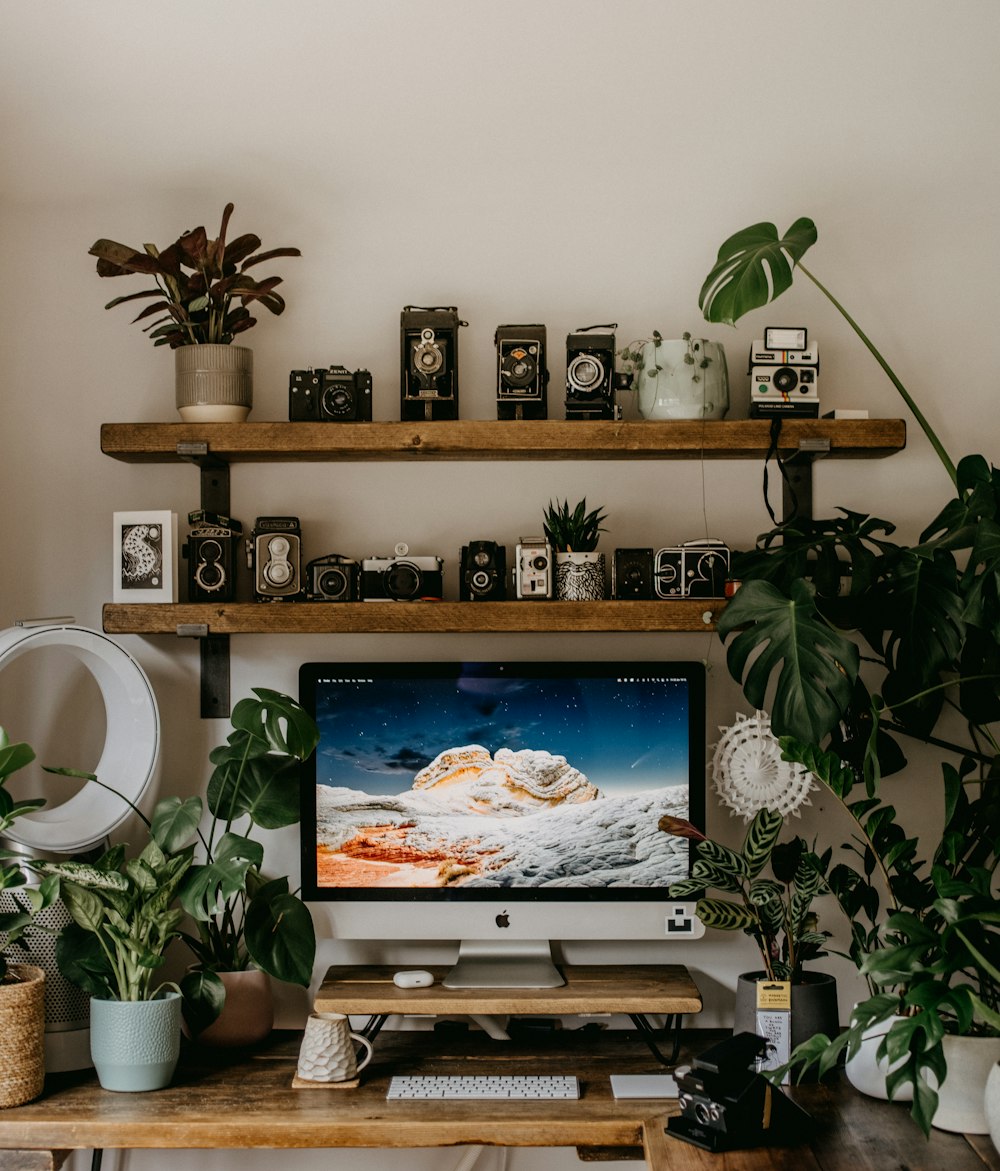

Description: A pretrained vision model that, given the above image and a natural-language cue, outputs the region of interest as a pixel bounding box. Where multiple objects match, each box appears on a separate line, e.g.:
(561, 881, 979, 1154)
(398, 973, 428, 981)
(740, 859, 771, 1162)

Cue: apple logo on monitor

(496, 911, 510, 929)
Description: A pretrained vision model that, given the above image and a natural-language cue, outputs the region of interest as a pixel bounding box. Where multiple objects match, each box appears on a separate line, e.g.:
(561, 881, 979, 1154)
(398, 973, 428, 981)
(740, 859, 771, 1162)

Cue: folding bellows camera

(401, 306, 466, 421)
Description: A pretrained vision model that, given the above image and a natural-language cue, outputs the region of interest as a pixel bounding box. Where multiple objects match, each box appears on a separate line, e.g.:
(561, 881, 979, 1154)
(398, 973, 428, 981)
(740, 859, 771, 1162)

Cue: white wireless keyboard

(386, 1074, 580, 1100)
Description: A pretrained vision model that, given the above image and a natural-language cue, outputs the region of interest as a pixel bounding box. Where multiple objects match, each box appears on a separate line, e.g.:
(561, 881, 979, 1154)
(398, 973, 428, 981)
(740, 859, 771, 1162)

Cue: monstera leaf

(699, 219, 817, 325)
(718, 578, 859, 743)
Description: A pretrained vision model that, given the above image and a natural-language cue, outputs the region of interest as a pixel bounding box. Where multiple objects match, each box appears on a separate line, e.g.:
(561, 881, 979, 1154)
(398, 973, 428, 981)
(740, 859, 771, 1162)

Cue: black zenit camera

(460, 540, 507, 601)
(495, 324, 548, 420)
(247, 516, 302, 601)
(306, 553, 360, 602)
(667, 1033, 811, 1152)
(654, 539, 730, 599)
(565, 324, 628, 420)
(289, 366, 373, 422)
(612, 548, 654, 600)
(400, 306, 466, 421)
(361, 543, 444, 601)
(183, 510, 243, 603)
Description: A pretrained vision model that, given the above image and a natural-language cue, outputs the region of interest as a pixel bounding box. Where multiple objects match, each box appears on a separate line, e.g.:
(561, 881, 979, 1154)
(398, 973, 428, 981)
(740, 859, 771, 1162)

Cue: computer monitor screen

(299, 659, 706, 986)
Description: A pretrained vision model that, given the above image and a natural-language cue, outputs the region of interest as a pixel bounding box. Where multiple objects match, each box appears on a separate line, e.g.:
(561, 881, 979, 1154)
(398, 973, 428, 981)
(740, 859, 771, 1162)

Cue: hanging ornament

(711, 710, 815, 821)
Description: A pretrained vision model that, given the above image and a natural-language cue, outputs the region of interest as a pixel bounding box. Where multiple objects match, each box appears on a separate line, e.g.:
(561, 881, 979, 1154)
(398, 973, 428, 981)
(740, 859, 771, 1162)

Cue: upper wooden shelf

(101, 418, 906, 463)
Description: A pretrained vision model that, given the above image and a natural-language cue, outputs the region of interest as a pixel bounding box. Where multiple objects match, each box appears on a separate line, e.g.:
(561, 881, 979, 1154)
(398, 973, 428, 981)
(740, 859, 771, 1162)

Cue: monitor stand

(443, 939, 565, 989)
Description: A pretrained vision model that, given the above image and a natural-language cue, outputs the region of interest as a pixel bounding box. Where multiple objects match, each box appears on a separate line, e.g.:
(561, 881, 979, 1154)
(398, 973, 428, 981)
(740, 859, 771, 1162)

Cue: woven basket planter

(0, 964, 45, 1107)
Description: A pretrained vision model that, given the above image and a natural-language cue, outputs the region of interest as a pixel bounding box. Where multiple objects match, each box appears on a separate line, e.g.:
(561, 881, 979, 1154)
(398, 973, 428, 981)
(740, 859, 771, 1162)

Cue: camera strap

(762, 418, 798, 526)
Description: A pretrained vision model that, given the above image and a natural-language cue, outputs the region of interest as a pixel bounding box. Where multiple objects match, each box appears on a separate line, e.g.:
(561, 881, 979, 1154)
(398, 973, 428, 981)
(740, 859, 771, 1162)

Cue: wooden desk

(1, 1028, 998, 1171)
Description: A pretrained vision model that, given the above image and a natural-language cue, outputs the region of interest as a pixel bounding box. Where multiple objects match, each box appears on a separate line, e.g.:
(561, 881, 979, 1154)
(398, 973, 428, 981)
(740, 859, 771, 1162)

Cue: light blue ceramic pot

(90, 991, 182, 1092)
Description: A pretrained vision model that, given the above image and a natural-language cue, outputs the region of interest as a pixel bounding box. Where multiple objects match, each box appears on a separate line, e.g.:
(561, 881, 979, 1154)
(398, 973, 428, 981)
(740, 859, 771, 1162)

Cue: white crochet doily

(711, 711, 815, 820)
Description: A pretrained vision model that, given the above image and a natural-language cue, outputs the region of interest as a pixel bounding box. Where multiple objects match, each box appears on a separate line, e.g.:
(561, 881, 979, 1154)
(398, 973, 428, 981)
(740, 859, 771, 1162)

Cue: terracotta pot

(191, 969, 274, 1048)
(175, 344, 253, 422)
(0, 964, 45, 1108)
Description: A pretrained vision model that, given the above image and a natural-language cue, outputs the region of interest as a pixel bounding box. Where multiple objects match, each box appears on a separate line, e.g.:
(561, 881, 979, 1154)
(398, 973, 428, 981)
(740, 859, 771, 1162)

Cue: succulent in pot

(543, 498, 608, 601)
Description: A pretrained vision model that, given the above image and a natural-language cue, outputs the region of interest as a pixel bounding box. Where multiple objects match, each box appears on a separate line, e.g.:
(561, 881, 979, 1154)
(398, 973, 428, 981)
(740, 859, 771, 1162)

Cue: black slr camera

(400, 305, 465, 421)
(667, 1033, 811, 1152)
(306, 553, 360, 602)
(460, 541, 507, 601)
(612, 548, 654, 600)
(247, 516, 302, 601)
(184, 510, 243, 603)
(495, 324, 548, 420)
(289, 366, 373, 421)
(654, 539, 731, 599)
(361, 543, 444, 601)
(565, 324, 627, 420)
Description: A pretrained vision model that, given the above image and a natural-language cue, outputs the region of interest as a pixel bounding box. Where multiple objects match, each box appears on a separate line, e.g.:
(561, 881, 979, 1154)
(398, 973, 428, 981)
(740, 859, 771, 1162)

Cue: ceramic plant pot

(0, 964, 45, 1108)
(844, 1013, 913, 1101)
(175, 343, 253, 422)
(90, 991, 182, 1092)
(554, 552, 606, 601)
(733, 971, 839, 1071)
(985, 1060, 1000, 1154)
(931, 1034, 1000, 1134)
(189, 969, 274, 1048)
(635, 338, 729, 421)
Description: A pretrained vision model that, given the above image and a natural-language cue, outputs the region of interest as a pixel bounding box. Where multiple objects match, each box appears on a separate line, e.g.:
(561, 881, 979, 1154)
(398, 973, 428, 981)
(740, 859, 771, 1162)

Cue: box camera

(183, 510, 243, 603)
(513, 537, 553, 600)
(361, 543, 444, 601)
(459, 540, 507, 601)
(667, 1033, 811, 1153)
(495, 324, 548, 420)
(401, 305, 466, 421)
(654, 539, 730, 599)
(612, 548, 654, 600)
(749, 326, 819, 418)
(247, 516, 302, 601)
(306, 553, 360, 602)
(289, 365, 373, 421)
(565, 324, 627, 420)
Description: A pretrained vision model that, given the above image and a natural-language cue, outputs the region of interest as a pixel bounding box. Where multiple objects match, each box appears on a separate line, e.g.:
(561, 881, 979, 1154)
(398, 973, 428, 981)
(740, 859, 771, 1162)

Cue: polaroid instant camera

(749, 326, 819, 418)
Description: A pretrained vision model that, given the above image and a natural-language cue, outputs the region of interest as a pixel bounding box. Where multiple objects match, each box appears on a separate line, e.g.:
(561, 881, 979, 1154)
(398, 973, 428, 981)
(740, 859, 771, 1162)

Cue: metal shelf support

(781, 437, 830, 523)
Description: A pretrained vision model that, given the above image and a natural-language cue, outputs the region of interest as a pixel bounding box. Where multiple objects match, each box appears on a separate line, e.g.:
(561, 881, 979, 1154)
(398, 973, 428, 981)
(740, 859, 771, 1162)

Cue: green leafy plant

(34, 796, 200, 1001)
(0, 729, 58, 984)
(542, 498, 607, 553)
(89, 202, 301, 348)
(618, 330, 715, 384)
(662, 807, 830, 983)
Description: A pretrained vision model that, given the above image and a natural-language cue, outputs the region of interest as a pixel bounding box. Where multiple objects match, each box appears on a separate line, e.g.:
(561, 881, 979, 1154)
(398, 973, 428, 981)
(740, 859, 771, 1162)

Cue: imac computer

(299, 659, 706, 988)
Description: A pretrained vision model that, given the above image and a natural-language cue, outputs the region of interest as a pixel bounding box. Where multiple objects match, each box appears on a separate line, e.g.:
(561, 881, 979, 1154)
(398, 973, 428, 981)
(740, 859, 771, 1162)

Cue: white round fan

(711, 710, 815, 820)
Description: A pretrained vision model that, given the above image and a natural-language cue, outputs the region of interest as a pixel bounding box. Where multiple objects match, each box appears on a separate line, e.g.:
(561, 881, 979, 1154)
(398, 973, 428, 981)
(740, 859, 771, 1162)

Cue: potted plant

(662, 807, 839, 1053)
(697, 216, 1000, 1134)
(0, 729, 57, 1108)
(33, 795, 201, 1092)
(618, 331, 729, 420)
(89, 201, 301, 421)
(542, 498, 608, 600)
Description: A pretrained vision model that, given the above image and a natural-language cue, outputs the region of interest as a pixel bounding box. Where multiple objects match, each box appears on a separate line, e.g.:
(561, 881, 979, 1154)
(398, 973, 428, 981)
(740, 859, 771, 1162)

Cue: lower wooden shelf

(102, 599, 725, 636)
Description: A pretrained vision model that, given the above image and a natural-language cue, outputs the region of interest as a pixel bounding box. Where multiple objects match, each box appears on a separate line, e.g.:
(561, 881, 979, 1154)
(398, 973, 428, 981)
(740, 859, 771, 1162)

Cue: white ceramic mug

(296, 1011, 374, 1083)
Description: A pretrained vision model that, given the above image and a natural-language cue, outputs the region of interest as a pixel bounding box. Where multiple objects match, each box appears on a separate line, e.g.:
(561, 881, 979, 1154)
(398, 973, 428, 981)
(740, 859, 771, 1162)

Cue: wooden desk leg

(0, 1150, 71, 1171)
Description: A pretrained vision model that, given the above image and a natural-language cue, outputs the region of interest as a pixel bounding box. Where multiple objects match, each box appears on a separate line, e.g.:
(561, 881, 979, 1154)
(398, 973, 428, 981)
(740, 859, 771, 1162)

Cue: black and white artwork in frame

(113, 511, 178, 603)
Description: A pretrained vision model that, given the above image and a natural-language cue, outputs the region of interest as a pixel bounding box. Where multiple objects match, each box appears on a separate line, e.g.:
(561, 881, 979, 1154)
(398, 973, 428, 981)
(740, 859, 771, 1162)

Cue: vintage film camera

(654, 539, 730, 599)
(361, 542, 444, 601)
(495, 324, 548, 420)
(306, 553, 360, 602)
(749, 326, 819, 418)
(612, 548, 655, 600)
(460, 540, 507, 601)
(667, 1033, 812, 1152)
(183, 510, 243, 603)
(513, 536, 553, 600)
(288, 365, 373, 421)
(565, 324, 628, 420)
(247, 516, 302, 601)
(400, 305, 466, 421)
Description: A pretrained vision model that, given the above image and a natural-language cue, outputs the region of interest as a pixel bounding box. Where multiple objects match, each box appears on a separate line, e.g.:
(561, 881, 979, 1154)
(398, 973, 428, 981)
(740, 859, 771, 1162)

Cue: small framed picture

(113, 511, 178, 603)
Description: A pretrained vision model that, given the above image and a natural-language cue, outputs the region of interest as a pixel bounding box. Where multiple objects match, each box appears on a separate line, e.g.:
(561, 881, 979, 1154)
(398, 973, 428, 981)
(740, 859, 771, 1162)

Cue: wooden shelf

(103, 599, 724, 636)
(101, 417, 906, 463)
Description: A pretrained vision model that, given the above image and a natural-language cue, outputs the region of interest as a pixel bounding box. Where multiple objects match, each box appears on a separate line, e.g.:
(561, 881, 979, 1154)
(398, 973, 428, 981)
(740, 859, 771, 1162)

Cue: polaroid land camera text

(749, 326, 819, 418)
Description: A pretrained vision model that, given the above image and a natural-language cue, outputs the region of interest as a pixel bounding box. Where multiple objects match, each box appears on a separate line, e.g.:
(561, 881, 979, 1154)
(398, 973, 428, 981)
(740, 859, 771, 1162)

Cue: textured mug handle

(350, 1032, 374, 1072)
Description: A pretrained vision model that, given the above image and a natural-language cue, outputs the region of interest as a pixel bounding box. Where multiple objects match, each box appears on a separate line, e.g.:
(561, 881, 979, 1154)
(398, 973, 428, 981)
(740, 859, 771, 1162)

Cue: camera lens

(501, 346, 537, 389)
(318, 568, 348, 599)
(385, 561, 421, 599)
(568, 353, 604, 393)
(471, 570, 491, 592)
(694, 1102, 714, 1126)
(321, 385, 353, 417)
(413, 330, 444, 376)
(531, 555, 548, 571)
(773, 366, 799, 394)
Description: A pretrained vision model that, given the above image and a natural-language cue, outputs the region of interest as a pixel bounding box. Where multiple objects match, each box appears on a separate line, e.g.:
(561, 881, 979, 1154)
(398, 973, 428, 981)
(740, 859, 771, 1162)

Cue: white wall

(2, 2, 999, 1168)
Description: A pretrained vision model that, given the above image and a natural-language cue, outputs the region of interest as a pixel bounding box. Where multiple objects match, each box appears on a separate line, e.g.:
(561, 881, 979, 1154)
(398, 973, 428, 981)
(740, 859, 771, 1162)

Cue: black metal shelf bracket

(781, 437, 830, 523)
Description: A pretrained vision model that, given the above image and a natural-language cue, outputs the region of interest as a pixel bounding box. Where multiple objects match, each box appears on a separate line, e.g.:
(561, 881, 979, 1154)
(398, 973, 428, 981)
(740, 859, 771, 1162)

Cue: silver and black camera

(460, 540, 507, 601)
(667, 1033, 812, 1153)
(400, 305, 466, 421)
(749, 326, 819, 418)
(247, 516, 302, 601)
(306, 553, 360, 602)
(184, 510, 243, 603)
(654, 539, 730, 599)
(495, 324, 548, 420)
(565, 324, 627, 420)
(289, 366, 373, 421)
(612, 548, 655, 600)
(361, 543, 444, 601)
(513, 537, 553, 600)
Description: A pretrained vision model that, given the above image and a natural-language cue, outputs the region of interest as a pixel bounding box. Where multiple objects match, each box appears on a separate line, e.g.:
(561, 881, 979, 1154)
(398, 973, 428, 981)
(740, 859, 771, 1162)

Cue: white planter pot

(931, 1034, 1000, 1134)
(985, 1060, 1000, 1154)
(635, 338, 729, 421)
(844, 1014, 913, 1101)
(175, 344, 253, 422)
(554, 552, 606, 601)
